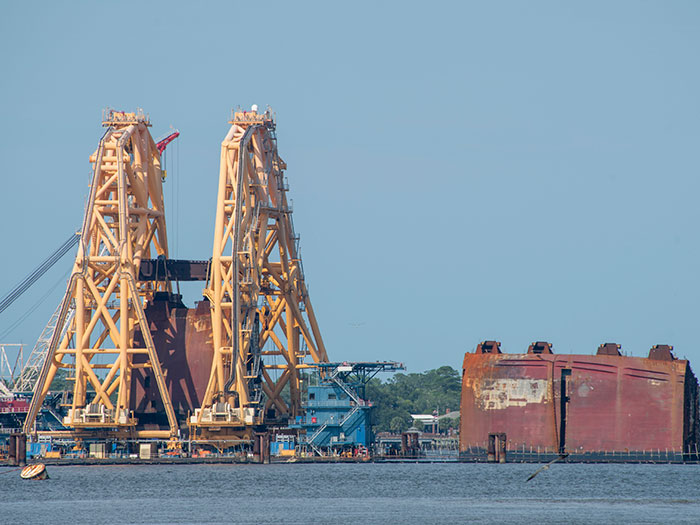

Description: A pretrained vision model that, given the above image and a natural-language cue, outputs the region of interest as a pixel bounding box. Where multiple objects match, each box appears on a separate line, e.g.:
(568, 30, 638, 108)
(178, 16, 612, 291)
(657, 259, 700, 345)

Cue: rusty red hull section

(131, 299, 214, 427)
(460, 344, 699, 461)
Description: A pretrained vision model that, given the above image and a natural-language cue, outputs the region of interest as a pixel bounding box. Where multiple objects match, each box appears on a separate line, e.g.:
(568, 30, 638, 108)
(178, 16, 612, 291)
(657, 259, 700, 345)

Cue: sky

(0, 1, 699, 375)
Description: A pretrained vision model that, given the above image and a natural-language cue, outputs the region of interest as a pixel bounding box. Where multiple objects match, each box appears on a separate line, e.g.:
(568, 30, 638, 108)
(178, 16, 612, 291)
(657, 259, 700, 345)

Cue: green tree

(49, 368, 70, 392)
(412, 418, 425, 431)
(366, 366, 461, 434)
(438, 415, 460, 432)
(389, 416, 408, 433)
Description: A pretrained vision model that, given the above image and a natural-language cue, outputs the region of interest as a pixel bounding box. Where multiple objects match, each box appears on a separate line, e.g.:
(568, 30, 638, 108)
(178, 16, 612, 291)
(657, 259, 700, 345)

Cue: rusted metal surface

(649, 344, 675, 361)
(131, 298, 214, 426)
(487, 433, 507, 463)
(527, 341, 553, 355)
(460, 342, 699, 461)
(476, 341, 502, 354)
(596, 343, 622, 356)
(138, 259, 209, 282)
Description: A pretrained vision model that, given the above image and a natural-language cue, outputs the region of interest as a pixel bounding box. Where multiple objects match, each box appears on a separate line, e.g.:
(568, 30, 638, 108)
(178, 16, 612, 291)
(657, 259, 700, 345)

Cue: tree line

(365, 365, 461, 433)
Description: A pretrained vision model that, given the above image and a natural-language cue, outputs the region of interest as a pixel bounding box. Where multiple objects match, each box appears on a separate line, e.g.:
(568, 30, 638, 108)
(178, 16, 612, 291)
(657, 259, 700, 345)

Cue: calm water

(1, 462, 699, 524)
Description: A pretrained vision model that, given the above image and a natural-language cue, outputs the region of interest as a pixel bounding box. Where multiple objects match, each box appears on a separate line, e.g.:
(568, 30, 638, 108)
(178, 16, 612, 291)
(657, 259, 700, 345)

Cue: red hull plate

(460, 351, 696, 455)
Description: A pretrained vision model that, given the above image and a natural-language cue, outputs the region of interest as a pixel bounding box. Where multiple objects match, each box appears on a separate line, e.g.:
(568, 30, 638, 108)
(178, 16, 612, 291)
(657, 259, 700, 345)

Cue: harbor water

(2, 462, 699, 524)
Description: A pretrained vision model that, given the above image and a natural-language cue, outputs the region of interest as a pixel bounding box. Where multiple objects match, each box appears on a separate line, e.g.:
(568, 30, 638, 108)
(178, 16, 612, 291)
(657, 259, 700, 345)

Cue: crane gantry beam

(191, 107, 328, 439)
(23, 109, 178, 439)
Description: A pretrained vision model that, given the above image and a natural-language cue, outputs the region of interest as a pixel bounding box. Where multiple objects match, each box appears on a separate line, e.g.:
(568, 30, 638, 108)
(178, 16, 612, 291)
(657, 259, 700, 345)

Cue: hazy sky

(1, 1, 699, 374)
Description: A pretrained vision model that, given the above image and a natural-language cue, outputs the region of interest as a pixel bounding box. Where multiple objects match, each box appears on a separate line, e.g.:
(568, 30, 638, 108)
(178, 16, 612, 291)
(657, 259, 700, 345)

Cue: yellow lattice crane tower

(190, 107, 328, 441)
(23, 109, 177, 439)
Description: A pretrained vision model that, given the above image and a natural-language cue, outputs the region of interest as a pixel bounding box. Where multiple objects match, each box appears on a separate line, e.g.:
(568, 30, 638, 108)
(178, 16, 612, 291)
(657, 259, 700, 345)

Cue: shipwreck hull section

(462, 355, 558, 453)
(131, 299, 214, 430)
(460, 349, 699, 462)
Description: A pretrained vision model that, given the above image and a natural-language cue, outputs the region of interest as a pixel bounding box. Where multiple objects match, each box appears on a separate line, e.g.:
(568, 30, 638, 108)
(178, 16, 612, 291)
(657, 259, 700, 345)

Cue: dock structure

(286, 361, 404, 457)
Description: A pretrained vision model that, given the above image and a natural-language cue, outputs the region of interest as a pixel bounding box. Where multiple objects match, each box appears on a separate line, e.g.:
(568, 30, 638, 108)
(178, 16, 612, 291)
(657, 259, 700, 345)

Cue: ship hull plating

(131, 299, 214, 429)
(460, 350, 699, 462)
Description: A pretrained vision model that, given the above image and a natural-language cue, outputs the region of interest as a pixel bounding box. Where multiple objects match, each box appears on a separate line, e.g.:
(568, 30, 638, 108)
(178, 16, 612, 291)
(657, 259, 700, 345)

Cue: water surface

(1, 462, 698, 524)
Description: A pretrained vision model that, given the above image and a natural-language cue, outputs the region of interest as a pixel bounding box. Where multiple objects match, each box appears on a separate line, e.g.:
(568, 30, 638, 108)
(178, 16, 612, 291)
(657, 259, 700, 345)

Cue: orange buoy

(20, 463, 48, 480)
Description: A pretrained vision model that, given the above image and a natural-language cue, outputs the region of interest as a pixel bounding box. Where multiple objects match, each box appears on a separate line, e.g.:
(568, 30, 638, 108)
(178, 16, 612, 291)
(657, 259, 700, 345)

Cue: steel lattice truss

(24, 110, 177, 437)
(193, 109, 328, 435)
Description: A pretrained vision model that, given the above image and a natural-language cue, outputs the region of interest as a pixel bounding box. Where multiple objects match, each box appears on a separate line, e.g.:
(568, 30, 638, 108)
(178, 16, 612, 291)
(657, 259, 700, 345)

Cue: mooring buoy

(20, 463, 48, 480)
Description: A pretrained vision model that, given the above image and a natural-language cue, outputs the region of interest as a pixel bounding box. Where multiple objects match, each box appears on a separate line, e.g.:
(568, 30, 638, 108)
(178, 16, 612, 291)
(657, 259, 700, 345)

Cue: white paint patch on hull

(466, 378, 551, 410)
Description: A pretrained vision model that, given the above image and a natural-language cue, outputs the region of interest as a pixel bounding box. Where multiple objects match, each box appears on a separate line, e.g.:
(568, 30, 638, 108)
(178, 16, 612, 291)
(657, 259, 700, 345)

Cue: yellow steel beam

(24, 109, 178, 438)
(195, 107, 328, 432)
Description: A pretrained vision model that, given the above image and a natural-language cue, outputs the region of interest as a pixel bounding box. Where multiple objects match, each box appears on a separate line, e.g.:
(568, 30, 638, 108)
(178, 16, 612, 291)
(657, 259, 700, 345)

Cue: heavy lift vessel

(21, 107, 329, 449)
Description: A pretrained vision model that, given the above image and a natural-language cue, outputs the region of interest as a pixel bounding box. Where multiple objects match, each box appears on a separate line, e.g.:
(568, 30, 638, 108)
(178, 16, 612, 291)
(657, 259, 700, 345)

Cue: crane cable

(0, 266, 72, 341)
(0, 232, 80, 316)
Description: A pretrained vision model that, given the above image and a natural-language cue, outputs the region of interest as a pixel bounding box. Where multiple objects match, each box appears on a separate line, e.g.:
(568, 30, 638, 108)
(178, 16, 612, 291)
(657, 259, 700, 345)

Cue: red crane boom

(156, 130, 180, 154)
